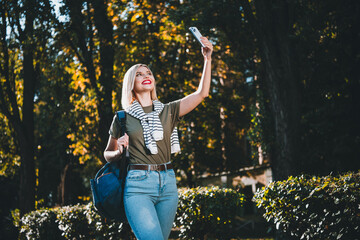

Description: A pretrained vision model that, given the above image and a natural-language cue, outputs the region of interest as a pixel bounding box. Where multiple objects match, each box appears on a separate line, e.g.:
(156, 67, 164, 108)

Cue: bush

(175, 186, 245, 240)
(19, 187, 245, 240)
(19, 202, 131, 240)
(57, 204, 94, 239)
(253, 171, 360, 239)
(19, 208, 62, 240)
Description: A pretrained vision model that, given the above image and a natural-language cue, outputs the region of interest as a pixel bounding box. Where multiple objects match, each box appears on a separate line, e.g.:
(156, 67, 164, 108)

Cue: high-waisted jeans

(124, 166, 178, 240)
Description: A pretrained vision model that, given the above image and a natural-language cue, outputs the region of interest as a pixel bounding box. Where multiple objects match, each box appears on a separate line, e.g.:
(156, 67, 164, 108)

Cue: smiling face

(132, 66, 155, 95)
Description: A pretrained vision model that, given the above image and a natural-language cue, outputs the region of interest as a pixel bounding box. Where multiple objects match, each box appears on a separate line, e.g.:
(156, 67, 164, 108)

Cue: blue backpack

(90, 111, 128, 222)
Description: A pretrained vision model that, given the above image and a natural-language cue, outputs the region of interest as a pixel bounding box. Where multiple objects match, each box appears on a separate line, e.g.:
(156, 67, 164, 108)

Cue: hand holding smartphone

(189, 27, 206, 48)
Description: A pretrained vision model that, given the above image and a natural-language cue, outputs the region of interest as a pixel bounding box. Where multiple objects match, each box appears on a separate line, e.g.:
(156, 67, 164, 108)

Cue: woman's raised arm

(179, 37, 213, 117)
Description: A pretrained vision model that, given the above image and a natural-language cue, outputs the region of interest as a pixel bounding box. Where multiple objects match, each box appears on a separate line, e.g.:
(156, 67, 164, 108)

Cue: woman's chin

(134, 86, 154, 93)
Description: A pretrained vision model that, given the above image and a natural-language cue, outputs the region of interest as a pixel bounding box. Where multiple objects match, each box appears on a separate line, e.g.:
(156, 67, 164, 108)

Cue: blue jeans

(124, 166, 178, 240)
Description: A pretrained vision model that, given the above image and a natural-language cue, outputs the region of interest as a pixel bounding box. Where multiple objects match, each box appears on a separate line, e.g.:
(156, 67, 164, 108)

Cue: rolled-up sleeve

(109, 114, 121, 139)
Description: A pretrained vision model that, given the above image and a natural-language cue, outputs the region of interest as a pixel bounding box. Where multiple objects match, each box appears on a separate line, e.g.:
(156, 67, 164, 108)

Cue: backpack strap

(115, 111, 129, 179)
(116, 110, 129, 158)
(116, 110, 126, 136)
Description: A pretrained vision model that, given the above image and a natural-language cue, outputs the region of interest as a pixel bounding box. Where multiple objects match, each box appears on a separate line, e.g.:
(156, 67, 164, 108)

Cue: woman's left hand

(200, 37, 213, 61)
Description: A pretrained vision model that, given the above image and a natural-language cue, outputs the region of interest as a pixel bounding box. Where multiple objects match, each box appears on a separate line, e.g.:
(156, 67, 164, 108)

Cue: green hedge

(175, 186, 245, 240)
(19, 208, 61, 240)
(253, 171, 360, 239)
(18, 187, 245, 240)
(18, 203, 131, 240)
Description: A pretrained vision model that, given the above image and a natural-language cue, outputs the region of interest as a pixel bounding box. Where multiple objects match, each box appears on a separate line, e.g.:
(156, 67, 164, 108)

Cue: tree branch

(0, 2, 20, 124)
(13, 2, 24, 41)
(65, 0, 99, 96)
(87, 2, 95, 58)
(63, 31, 87, 66)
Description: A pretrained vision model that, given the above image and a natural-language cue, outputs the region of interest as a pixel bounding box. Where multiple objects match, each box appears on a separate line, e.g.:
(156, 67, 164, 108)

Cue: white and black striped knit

(126, 100, 181, 154)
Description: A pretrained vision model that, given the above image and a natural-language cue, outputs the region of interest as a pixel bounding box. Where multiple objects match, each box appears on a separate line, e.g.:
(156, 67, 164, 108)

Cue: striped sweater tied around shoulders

(126, 100, 181, 154)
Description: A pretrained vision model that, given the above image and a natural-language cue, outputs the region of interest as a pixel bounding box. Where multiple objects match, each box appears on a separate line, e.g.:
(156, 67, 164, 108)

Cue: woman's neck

(135, 92, 153, 107)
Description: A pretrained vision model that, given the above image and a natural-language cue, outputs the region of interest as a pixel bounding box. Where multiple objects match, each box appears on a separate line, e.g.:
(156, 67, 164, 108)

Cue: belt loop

(165, 163, 168, 172)
(147, 165, 150, 173)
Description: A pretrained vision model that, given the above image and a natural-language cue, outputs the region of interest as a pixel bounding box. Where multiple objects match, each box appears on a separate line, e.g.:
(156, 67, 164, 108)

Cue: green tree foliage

(292, 0, 360, 174)
(56, 0, 116, 165)
(174, 0, 360, 179)
(242, 0, 360, 178)
(167, 0, 257, 185)
(0, 0, 57, 214)
(0, 113, 19, 177)
(35, 47, 88, 206)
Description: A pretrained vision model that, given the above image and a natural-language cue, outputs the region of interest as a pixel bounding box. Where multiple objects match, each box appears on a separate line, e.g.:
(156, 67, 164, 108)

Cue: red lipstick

(142, 79, 152, 85)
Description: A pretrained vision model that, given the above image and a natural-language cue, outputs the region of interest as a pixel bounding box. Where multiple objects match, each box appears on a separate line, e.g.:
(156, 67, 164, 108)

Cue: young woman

(104, 37, 213, 240)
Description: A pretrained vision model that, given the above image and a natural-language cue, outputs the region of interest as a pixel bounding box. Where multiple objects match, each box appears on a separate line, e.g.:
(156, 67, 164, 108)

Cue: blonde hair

(121, 64, 157, 109)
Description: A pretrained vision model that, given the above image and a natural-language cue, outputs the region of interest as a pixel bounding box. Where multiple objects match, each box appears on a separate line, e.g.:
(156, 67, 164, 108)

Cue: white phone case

(189, 27, 206, 47)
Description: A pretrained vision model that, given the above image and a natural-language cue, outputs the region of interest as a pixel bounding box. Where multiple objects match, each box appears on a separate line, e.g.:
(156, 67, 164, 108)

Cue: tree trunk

(250, 0, 301, 180)
(18, 0, 37, 214)
(18, 136, 35, 214)
(57, 163, 69, 206)
(91, 0, 115, 157)
(0, 0, 38, 214)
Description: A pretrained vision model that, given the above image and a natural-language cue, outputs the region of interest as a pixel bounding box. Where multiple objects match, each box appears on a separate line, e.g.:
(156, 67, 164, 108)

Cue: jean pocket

(127, 170, 148, 181)
(167, 169, 176, 177)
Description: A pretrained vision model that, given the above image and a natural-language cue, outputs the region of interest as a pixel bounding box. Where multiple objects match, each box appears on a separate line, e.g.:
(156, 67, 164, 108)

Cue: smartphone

(189, 27, 206, 48)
